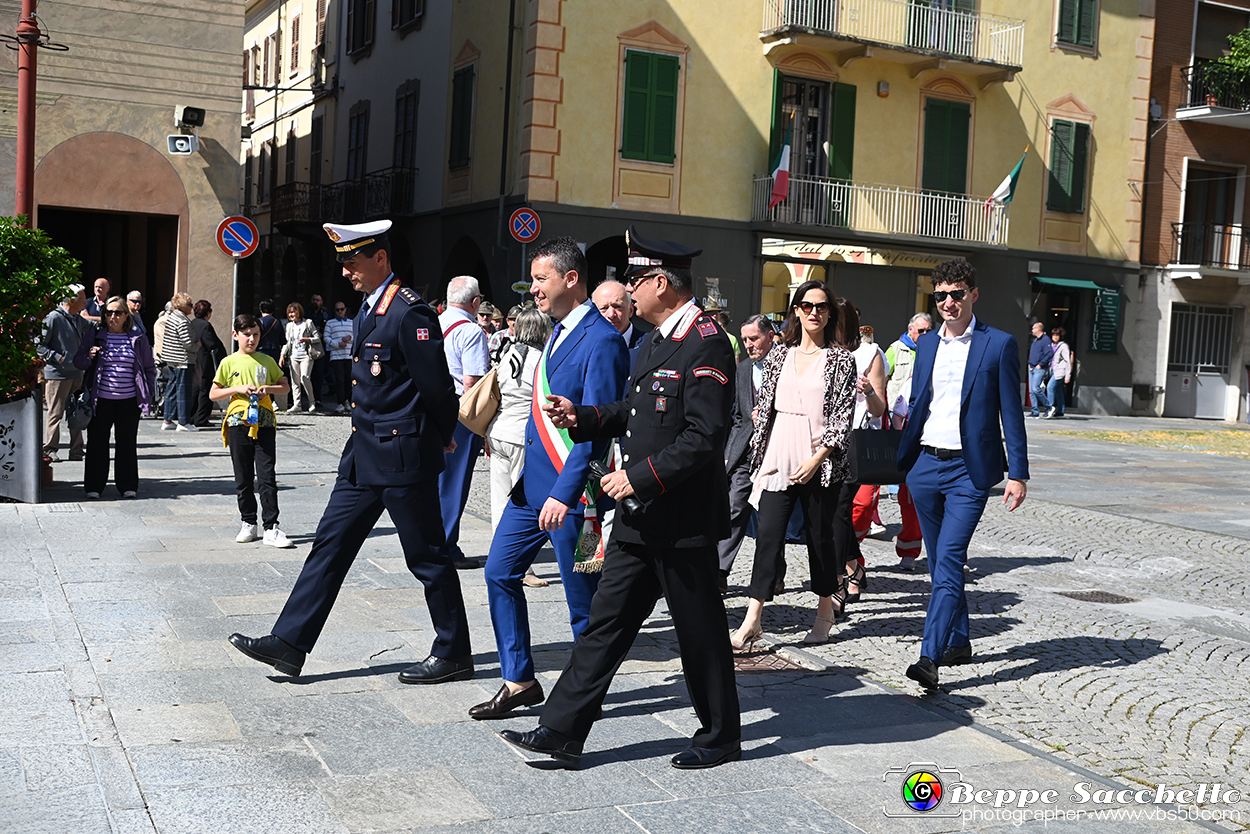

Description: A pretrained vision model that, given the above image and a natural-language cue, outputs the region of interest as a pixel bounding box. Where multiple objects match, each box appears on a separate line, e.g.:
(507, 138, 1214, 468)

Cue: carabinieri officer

(230, 220, 473, 684)
(499, 226, 741, 770)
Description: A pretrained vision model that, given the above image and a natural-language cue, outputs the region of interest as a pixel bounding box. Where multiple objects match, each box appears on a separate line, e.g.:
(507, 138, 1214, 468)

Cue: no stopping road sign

(217, 216, 259, 259)
(509, 208, 541, 244)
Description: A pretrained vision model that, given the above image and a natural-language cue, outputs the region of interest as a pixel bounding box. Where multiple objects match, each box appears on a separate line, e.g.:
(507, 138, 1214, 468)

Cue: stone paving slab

(4, 417, 1239, 832)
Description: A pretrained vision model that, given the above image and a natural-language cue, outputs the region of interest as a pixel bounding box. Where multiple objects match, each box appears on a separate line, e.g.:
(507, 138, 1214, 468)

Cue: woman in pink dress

(729, 281, 857, 649)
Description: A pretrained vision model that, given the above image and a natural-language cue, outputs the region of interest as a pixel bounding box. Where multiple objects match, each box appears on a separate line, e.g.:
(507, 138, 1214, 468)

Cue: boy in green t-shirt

(211, 314, 293, 548)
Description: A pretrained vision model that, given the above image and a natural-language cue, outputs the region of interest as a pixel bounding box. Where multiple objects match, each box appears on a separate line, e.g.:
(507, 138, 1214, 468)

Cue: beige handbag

(458, 367, 500, 436)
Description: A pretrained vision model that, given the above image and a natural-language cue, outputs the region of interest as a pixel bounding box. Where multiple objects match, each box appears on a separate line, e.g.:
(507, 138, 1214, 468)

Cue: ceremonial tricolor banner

(986, 148, 1028, 210)
(769, 110, 796, 210)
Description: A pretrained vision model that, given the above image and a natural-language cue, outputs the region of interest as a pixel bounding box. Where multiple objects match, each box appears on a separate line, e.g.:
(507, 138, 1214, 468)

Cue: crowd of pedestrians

(36, 221, 1055, 771)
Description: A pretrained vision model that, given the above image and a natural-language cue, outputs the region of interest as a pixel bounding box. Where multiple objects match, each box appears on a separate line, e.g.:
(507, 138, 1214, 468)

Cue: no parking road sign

(217, 215, 259, 259)
(509, 208, 541, 243)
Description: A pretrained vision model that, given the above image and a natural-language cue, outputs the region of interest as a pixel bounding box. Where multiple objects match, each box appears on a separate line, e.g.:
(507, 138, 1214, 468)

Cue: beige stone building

(0, 0, 243, 328)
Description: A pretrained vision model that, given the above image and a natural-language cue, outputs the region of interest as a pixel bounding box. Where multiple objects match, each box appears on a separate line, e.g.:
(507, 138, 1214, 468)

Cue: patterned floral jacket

(748, 343, 858, 487)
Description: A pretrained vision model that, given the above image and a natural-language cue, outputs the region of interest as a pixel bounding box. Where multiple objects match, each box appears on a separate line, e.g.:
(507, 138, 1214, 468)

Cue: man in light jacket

(37, 284, 88, 461)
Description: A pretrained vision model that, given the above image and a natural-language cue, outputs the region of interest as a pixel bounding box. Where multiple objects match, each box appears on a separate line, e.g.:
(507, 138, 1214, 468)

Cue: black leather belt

(922, 446, 962, 460)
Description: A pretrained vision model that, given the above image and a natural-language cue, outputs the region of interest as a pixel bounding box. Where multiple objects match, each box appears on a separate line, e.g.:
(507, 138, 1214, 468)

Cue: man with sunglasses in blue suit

(897, 258, 1029, 690)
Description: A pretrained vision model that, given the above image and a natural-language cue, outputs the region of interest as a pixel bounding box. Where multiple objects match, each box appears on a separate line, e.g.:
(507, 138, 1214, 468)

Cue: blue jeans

(1046, 375, 1066, 416)
(1028, 368, 1049, 416)
(164, 366, 194, 425)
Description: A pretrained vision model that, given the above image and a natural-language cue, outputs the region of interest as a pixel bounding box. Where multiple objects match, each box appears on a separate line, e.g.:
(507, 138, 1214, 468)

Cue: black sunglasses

(915, 327, 932, 334)
(795, 301, 830, 314)
(932, 289, 968, 303)
(105, 310, 126, 317)
(626, 273, 660, 289)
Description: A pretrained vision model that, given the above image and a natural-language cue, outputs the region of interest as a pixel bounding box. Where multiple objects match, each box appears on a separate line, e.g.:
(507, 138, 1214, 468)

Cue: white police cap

(323, 220, 392, 261)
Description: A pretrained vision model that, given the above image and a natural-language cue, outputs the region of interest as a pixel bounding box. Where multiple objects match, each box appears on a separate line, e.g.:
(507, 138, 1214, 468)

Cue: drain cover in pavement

(1056, 590, 1138, 604)
(733, 651, 807, 674)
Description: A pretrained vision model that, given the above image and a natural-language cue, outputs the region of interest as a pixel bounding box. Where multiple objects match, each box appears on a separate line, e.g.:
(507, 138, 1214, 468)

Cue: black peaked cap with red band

(624, 224, 702, 276)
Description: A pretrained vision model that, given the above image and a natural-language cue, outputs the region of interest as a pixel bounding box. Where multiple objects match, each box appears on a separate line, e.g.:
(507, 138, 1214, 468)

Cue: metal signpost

(217, 215, 260, 323)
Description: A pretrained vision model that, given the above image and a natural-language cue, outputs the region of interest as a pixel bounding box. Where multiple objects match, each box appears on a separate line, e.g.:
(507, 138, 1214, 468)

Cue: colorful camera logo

(902, 770, 944, 811)
(883, 762, 963, 818)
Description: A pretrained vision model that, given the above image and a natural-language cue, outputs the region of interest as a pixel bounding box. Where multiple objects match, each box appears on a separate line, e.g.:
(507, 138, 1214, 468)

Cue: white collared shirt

(361, 275, 393, 315)
(918, 315, 977, 450)
(620, 322, 635, 346)
(551, 298, 594, 354)
(658, 299, 699, 339)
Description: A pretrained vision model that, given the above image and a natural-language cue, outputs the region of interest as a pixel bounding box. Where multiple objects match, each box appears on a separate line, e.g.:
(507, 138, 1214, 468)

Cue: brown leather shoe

(468, 681, 545, 719)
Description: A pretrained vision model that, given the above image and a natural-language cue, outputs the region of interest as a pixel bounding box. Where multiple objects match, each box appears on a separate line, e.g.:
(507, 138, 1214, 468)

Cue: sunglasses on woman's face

(795, 301, 830, 315)
(105, 310, 126, 317)
(932, 289, 968, 303)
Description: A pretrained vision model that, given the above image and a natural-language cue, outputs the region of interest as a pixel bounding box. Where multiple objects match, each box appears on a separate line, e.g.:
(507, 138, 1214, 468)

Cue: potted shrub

(0, 216, 82, 502)
(1204, 27, 1250, 108)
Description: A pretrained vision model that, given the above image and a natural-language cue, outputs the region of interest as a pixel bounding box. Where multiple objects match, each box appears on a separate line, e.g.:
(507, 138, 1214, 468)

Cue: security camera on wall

(167, 134, 200, 155)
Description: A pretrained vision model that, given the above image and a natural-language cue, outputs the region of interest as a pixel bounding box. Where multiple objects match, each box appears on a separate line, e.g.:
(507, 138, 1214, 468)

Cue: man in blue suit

(468, 237, 630, 719)
(897, 258, 1029, 690)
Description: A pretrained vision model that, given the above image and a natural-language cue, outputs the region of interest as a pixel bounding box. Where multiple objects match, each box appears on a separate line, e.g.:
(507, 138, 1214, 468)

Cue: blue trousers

(485, 496, 600, 682)
(438, 421, 485, 558)
(905, 452, 989, 662)
(273, 474, 471, 658)
(164, 366, 194, 425)
(1028, 367, 1049, 416)
(1046, 375, 1066, 416)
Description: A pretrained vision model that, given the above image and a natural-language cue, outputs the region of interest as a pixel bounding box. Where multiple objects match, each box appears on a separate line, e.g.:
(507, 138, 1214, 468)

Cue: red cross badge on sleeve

(416, 328, 429, 340)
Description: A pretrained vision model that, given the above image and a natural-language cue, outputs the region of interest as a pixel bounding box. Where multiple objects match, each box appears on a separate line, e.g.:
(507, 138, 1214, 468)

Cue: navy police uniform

(269, 221, 471, 663)
(534, 228, 741, 756)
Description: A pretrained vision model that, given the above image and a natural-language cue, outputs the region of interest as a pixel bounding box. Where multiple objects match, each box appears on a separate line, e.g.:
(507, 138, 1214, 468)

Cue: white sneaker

(869, 522, 887, 536)
(899, 556, 917, 571)
(236, 522, 259, 543)
(176, 423, 199, 432)
(161, 421, 176, 431)
(264, 527, 294, 548)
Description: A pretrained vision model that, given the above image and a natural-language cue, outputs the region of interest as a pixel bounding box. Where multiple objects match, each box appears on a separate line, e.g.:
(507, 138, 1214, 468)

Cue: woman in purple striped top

(74, 296, 158, 499)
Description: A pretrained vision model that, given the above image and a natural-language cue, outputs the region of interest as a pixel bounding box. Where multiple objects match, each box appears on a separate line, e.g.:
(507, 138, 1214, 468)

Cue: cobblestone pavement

(723, 493, 1250, 830)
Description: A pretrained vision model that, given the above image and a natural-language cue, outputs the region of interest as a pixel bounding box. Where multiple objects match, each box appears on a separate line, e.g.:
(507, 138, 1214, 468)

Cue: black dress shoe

(498, 725, 582, 768)
(671, 741, 742, 770)
(940, 644, 974, 666)
(228, 633, 305, 677)
(906, 656, 939, 689)
(398, 655, 474, 685)
(452, 556, 482, 570)
(469, 681, 545, 719)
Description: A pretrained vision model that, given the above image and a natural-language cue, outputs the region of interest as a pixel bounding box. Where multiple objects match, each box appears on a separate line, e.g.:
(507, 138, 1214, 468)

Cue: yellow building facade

(447, 0, 1151, 412)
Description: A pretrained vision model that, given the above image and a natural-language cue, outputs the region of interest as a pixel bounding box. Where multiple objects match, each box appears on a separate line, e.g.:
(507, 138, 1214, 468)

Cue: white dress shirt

(919, 315, 976, 450)
(658, 299, 699, 338)
(619, 322, 635, 346)
(551, 299, 594, 354)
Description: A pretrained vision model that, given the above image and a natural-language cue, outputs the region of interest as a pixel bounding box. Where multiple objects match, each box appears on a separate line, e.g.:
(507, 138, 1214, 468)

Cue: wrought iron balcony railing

(1171, 221, 1249, 270)
(762, 0, 1025, 69)
(753, 173, 1009, 246)
(1180, 64, 1250, 111)
(271, 167, 419, 227)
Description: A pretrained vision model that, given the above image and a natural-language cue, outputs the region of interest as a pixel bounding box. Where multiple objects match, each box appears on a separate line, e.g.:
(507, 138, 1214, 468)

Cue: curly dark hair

(932, 257, 977, 288)
(780, 281, 839, 348)
(833, 297, 861, 351)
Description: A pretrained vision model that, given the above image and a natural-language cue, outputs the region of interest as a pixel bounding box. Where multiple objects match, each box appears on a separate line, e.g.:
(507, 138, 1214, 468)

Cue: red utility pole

(14, 0, 40, 228)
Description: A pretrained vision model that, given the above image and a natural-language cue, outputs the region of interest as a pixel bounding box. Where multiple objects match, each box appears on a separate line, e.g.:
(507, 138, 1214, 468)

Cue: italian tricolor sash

(531, 337, 607, 573)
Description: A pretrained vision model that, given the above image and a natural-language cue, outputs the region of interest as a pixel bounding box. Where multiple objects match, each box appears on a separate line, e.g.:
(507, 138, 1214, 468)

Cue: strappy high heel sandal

(803, 615, 836, 644)
(730, 623, 763, 652)
(845, 561, 867, 604)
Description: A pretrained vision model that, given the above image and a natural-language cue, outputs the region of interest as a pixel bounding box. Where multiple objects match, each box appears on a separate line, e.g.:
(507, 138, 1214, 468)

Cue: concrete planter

(0, 392, 43, 503)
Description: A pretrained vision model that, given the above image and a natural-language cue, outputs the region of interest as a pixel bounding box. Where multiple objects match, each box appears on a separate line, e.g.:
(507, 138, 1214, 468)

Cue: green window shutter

(449, 66, 473, 169)
(1057, 0, 1077, 44)
(922, 98, 969, 194)
(768, 69, 784, 167)
(1076, 0, 1097, 47)
(828, 82, 856, 182)
(621, 51, 652, 160)
(1068, 121, 1090, 213)
(1048, 119, 1074, 212)
(650, 54, 679, 163)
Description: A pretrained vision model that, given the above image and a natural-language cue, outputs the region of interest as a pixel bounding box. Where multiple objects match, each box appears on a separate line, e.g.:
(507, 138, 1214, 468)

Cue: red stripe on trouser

(895, 483, 922, 559)
(852, 485, 878, 542)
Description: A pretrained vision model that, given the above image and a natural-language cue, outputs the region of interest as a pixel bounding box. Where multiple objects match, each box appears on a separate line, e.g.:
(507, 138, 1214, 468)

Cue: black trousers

(227, 425, 278, 529)
(192, 355, 216, 425)
(84, 396, 140, 495)
(750, 479, 840, 600)
(832, 481, 862, 575)
(330, 359, 351, 405)
(540, 539, 740, 749)
(272, 474, 471, 659)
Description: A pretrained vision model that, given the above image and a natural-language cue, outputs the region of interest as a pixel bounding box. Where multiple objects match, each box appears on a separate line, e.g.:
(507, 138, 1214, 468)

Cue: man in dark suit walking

(499, 226, 741, 770)
(897, 258, 1029, 690)
(229, 220, 472, 685)
(717, 314, 777, 586)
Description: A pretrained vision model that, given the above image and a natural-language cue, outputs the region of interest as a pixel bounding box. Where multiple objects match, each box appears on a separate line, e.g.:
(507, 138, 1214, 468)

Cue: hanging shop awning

(1035, 276, 1112, 292)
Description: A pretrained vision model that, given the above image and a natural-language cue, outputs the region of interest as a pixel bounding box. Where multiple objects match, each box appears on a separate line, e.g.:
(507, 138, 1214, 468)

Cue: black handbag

(845, 427, 904, 485)
(66, 386, 94, 433)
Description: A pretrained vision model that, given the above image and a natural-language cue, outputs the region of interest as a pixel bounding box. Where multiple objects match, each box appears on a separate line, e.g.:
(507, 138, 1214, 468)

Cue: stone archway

(34, 133, 191, 292)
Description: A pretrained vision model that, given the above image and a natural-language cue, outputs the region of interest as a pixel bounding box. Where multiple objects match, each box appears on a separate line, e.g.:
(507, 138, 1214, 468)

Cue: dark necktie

(548, 321, 563, 357)
(353, 299, 369, 343)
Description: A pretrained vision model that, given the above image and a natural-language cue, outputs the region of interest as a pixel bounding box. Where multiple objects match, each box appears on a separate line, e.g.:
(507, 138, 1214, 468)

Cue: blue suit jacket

(898, 318, 1029, 490)
(521, 302, 631, 510)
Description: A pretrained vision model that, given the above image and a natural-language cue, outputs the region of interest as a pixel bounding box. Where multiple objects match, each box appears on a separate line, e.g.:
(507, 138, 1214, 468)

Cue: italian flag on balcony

(986, 147, 1028, 210)
(768, 110, 797, 210)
